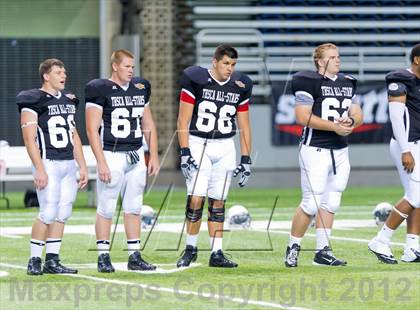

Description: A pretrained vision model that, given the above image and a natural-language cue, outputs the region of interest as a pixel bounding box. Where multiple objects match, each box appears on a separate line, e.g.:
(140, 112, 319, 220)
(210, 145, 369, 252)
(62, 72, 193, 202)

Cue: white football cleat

(368, 237, 398, 264)
(401, 247, 420, 263)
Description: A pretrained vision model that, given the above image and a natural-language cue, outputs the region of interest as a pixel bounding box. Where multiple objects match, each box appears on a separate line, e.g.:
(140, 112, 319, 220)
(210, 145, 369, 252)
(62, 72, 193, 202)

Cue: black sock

(46, 253, 59, 261)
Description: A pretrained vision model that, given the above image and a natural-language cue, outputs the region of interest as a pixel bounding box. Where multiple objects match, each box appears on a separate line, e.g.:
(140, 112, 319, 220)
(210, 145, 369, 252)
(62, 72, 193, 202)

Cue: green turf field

(0, 187, 418, 309)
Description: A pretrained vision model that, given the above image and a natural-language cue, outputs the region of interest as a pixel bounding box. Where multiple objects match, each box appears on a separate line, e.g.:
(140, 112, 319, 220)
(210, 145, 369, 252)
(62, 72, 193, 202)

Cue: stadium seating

(189, 0, 420, 95)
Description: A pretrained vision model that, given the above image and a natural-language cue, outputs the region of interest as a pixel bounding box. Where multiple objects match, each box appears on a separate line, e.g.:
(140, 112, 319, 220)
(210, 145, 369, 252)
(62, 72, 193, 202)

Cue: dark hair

(410, 43, 420, 63)
(39, 59, 65, 83)
(214, 44, 238, 61)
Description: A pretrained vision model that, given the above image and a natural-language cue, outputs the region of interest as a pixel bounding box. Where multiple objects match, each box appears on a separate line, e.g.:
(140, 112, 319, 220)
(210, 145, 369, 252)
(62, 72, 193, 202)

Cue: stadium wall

(0, 0, 99, 37)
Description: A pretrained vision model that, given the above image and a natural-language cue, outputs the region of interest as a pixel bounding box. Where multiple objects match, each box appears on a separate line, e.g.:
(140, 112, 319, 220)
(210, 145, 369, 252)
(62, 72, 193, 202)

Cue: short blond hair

(313, 43, 338, 69)
(110, 49, 134, 69)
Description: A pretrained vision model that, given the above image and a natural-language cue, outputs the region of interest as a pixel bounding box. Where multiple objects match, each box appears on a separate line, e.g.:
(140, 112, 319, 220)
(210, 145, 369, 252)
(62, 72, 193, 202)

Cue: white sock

(30, 239, 45, 258)
(289, 235, 302, 248)
(45, 238, 62, 255)
(377, 224, 394, 244)
(96, 240, 110, 256)
(186, 233, 198, 247)
(316, 228, 331, 251)
(210, 237, 223, 253)
(127, 239, 140, 256)
(405, 234, 419, 251)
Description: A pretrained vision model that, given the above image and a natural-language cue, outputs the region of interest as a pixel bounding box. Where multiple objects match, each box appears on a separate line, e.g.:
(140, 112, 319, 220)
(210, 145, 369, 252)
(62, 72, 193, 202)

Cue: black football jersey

(386, 69, 420, 142)
(292, 71, 358, 149)
(179, 66, 253, 139)
(16, 89, 79, 160)
(85, 77, 151, 152)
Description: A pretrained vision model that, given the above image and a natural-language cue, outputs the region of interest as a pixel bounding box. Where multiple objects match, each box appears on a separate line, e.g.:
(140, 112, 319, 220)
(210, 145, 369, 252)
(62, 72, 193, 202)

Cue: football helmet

(373, 202, 393, 226)
(227, 205, 251, 228)
(141, 205, 156, 228)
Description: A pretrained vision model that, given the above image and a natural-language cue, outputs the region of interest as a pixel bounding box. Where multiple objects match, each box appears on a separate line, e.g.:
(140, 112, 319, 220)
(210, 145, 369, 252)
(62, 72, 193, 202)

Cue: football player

(17, 59, 88, 275)
(285, 43, 363, 267)
(85, 49, 159, 272)
(369, 43, 420, 264)
(176, 44, 252, 268)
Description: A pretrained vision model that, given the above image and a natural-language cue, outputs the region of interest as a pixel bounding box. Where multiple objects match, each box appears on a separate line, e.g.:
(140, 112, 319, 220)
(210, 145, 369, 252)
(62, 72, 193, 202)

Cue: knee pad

(122, 175, 145, 216)
(124, 204, 141, 215)
(208, 198, 225, 222)
(185, 195, 204, 223)
(321, 192, 342, 214)
(56, 203, 73, 223)
(39, 205, 58, 224)
(97, 199, 120, 219)
(300, 193, 322, 216)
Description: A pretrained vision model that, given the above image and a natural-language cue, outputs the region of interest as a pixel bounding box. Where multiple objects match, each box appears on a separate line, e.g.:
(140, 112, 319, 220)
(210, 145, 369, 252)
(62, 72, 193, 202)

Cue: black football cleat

(127, 251, 156, 271)
(27, 257, 43, 275)
(209, 250, 238, 268)
(43, 258, 78, 274)
(98, 253, 115, 273)
(285, 243, 300, 268)
(176, 245, 198, 268)
(368, 238, 398, 264)
(401, 247, 420, 263)
(313, 246, 347, 266)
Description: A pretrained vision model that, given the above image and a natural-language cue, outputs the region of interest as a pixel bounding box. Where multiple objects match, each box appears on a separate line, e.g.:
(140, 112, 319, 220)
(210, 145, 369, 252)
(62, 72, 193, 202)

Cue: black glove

(180, 147, 198, 179)
(233, 155, 251, 187)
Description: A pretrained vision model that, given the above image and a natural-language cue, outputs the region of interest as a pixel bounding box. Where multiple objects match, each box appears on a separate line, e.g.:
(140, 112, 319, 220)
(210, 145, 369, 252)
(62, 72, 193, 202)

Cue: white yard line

(0, 219, 382, 237)
(0, 262, 311, 310)
(0, 219, 406, 247)
(0, 270, 10, 277)
(0, 234, 22, 239)
(255, 230, 405, 246)
(66, 262, 202, 274)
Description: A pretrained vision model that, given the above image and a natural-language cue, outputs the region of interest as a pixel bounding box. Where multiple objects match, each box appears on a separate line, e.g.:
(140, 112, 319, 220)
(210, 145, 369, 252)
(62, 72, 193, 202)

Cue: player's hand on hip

(334, 123, 353, 136)
(97, 160, 111, 184)
(147, 156, 160, 176)
(34, 168, 48, 190)
(78, 166, 89, 189)
(233, 155, 252, 187)
(180, 147, 198, 179)
(401, 152, 415, 173)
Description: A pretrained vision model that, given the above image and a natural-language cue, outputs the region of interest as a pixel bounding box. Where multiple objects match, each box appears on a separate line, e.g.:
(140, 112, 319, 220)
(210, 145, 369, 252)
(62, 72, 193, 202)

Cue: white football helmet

(227, 205, 251, 228)
(373, 202, 393, 226)
(141, 205, 156, 228)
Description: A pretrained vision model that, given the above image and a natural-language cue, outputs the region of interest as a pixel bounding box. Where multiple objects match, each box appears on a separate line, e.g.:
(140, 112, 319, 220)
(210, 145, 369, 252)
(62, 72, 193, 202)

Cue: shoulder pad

(86, 78, 107, 88)
(340, 73, 357, 81)
(183, 66, 209, 84)
(131, 77, 151, 90)
(62, 90, 79, 104)
(293, 70, 322, 80)
(338, 73, 357, 86)
(231, 71, 252, 90)
(16, 89, 42, 104)
(386, 69, 415, 83)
